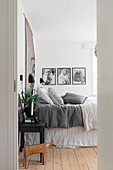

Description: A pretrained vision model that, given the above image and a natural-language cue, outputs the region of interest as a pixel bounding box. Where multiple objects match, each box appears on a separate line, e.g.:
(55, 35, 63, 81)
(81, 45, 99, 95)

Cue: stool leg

(40, 153, 42, 162)
(42, 153, 45, 165)
(23, 148, 25, 167)
(25, 155, 28, 169)
(23, 153, 25, 167)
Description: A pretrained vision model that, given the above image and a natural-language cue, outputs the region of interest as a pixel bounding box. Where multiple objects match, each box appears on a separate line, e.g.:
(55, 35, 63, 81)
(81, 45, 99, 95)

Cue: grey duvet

(35, 104, 83, 128)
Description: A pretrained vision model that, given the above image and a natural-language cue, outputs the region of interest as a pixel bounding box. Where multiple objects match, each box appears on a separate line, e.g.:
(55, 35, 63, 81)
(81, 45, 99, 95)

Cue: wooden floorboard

(44, 148, 54, 170)
(74, 148, 89, 170)
(67, 148, 80, 170)
(60, 148, 71, 170)
(93, 147, 97, 154)
(18, 147, 97, 170)
(54, 148, 62, 170)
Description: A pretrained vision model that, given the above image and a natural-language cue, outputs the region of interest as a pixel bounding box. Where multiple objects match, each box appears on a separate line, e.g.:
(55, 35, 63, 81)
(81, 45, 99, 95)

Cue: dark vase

(24, 107, 31, 118)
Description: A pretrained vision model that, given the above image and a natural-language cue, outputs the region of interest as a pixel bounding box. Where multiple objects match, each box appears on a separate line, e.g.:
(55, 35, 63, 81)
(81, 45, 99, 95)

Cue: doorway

(17, 0, 97, 169)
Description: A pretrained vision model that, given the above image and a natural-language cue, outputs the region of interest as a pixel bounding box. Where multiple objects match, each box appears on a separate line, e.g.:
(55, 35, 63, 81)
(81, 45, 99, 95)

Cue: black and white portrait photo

(42, 68, 56, 85)
(72, 67, 86, 85)
(57, 68, 71, 85)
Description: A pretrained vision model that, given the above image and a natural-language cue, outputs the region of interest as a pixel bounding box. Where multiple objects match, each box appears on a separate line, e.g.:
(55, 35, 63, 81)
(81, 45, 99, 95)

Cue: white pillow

(37, 87, 54, 105)
(48, 87, 64, 106)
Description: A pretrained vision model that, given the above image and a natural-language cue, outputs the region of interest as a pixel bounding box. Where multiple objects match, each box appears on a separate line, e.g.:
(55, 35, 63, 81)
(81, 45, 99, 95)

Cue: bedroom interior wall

(35, 41, 95, 96)
(17, 0, 25, 94)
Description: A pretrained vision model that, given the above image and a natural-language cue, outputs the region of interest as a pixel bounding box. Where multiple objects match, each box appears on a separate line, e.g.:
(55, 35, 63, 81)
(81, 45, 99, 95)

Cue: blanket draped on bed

(81, 103, 97, 131)
(35, 104, 83, 128)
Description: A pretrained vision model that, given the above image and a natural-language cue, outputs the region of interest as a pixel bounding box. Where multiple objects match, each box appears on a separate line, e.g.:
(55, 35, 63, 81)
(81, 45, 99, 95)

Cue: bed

(24, 88, 97, 148)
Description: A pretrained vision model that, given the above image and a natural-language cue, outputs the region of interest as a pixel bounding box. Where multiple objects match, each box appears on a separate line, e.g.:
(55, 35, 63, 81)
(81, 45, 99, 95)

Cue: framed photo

(42, 68, 56, 85)
(72, 67, 86, 85)
(57, 68, 71, 85)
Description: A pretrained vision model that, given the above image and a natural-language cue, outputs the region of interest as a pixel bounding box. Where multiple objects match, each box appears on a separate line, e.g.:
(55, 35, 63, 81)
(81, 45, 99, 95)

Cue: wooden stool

(23, 142, 56, 169)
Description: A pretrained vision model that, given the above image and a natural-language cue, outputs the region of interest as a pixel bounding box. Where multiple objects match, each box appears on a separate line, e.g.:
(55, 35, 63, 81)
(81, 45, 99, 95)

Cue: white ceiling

(20, 0, 96, 41)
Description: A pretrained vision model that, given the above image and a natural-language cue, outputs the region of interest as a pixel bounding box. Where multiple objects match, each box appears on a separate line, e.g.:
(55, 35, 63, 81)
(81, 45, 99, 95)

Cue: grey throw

(35, 104, 83, 128)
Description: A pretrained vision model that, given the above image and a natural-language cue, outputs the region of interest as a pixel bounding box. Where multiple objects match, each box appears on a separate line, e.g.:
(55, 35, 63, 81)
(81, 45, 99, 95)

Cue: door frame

(0, 0, 17, 170)
(4, 0, 113, 169)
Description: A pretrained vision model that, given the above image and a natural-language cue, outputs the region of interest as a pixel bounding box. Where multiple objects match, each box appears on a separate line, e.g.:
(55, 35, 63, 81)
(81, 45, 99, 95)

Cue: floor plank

(67, 148, 80, 170)
(27, 154, 39, 170)
(81, 147, 97, 170)
(35, 153, 45, 170)
(93, 147, 97, 154)
(87, 147, 97, 164)
(18, 151, 23, 168)
(60, 148, 71, 170)
(18, 147, 97, 170)
(53, 148, 63, 170)
(74, 148, 89, 170)
(44, 148, 54, 170)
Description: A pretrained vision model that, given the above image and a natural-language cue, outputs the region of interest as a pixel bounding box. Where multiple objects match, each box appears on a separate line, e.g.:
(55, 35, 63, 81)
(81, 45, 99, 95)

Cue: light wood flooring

(19, 147, 97, 170)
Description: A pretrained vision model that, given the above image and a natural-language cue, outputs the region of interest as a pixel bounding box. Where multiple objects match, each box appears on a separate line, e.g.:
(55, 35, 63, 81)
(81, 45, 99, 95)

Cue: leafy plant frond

(21, 89, 40, 109)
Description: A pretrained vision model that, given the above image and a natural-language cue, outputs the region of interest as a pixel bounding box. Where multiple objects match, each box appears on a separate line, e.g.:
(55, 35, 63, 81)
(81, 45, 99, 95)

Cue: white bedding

(24, 96, 97, 148)
(66, 96, 97, 132)
(25, 127, 97, 148)
(81, 102, 97, 131)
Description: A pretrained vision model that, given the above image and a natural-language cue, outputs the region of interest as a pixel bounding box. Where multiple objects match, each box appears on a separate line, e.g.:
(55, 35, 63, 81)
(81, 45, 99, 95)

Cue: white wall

(17, 0, 25, 94)
(35, 41, 95, 96)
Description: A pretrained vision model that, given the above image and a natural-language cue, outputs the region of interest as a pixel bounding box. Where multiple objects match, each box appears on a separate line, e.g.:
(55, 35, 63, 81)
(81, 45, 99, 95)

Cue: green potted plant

(21, 89, 40, 118)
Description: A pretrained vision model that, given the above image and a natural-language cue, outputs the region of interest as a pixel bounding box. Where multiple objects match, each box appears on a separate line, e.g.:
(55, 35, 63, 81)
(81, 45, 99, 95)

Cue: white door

(0, 0, 17, 170)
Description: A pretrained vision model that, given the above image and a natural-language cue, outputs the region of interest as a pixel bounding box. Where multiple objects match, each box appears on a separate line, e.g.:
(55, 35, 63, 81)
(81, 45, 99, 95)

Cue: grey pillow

(34, 93, 49, 104)
(48, 87, 64, 106)
(39, 98, 49, 104)
(62, 93, 87, 104)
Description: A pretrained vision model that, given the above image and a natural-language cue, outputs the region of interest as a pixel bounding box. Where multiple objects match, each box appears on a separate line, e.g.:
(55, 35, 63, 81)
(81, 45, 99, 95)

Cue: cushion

(37, 87, 54, 105)
(39, 98, 49, 104)
(62, 93, 87, 104)
(34, 93, 49, 104)
(48, 87, 64, 106)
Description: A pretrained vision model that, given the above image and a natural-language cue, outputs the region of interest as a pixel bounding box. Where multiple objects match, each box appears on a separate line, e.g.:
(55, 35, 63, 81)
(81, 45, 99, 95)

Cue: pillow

(37, 87, 54, 105)
(39, 98, 49, 104)
(48, 87, 64, 106)
(62, 93, 87, 104)
(34, 93, 49, 104)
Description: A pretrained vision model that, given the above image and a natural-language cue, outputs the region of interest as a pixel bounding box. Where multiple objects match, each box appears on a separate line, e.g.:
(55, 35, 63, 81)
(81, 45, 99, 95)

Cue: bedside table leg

(20, 132, 24, 152)
(40, 128, 44, 143)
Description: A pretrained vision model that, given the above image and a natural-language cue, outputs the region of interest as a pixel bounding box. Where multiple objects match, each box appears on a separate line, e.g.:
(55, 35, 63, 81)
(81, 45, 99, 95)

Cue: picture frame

(57, 68, 71, 85)
(42, 68, 56, 85)
(72, 67, 86, 85)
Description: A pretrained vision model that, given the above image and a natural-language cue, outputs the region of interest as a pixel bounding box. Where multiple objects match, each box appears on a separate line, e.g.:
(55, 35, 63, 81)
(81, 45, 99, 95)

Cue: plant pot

(24, 107, 31, 118)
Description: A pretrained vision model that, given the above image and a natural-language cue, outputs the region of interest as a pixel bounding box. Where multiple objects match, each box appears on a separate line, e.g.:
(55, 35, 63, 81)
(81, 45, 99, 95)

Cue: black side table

(19, 121, 46, 152)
